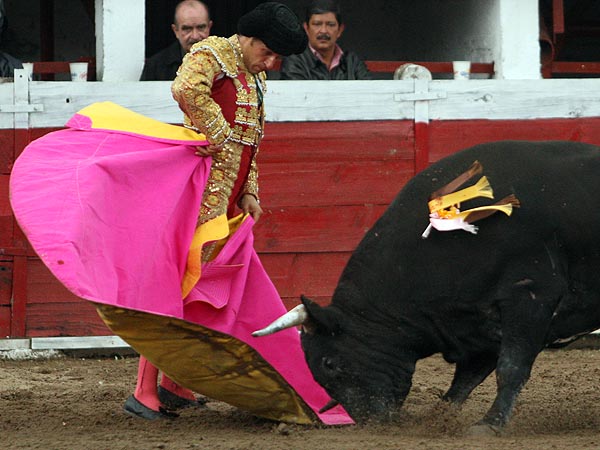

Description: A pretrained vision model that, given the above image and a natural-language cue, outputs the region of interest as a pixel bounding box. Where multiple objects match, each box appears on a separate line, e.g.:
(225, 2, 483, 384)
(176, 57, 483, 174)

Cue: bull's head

(253, 295, 416, 422)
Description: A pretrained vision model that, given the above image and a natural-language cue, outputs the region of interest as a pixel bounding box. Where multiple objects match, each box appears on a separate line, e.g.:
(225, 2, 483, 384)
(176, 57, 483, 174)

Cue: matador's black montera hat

(238, 2, 307, 56)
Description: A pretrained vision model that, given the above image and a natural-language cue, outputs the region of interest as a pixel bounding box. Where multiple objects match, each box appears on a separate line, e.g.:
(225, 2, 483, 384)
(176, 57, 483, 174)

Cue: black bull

(254, 140, 600, 433)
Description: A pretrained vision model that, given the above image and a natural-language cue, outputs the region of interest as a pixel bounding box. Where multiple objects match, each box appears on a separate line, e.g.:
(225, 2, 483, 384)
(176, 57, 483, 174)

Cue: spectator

(0, 0, 21, 78)
(124, 2, 307, 419)
(140, 0, 212, 81)
(280, 0, 371, 80)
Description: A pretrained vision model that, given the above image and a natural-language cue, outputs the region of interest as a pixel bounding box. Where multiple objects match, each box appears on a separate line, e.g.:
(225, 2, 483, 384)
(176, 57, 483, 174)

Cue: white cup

(452, 61, 471, 80)
(22, 62, 34, 80)
(69, 62, 88, 82)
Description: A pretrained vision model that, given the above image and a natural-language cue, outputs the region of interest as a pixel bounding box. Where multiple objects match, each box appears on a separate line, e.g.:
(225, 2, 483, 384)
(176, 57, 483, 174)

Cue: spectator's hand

(240, 194, 263, 222)
(195, 143, 223, 156)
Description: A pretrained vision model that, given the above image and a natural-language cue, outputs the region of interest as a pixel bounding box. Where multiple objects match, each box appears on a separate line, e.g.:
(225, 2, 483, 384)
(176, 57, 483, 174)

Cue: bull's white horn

(252, 304, 308, 337)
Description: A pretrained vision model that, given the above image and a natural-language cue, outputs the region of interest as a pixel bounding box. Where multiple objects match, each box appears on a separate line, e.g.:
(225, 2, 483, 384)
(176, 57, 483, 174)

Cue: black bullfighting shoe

(123, 395, 179, 420)
(157, 386, 207, 410)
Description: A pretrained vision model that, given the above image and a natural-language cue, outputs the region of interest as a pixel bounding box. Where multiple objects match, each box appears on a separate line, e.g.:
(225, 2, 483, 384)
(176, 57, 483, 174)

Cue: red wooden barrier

(6, 117, 600, 337)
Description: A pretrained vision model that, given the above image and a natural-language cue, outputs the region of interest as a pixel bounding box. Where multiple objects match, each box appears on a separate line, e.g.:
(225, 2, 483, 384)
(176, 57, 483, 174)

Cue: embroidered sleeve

(242, 149, 260, 201)
(171, 45, 232, 145)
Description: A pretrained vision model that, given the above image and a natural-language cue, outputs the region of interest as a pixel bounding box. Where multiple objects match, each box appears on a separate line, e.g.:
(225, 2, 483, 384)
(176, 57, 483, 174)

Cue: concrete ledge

(0, 338, 30, 351)
(0, 336, 130, 351)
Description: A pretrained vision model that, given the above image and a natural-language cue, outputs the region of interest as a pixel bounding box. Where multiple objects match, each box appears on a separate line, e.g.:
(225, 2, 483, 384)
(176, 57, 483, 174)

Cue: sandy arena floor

(3, 347, 600, 449)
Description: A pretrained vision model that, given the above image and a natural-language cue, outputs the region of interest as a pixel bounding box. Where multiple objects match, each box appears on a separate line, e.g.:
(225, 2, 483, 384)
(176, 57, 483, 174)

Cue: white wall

(497, 0, 541, 79)
(95, 0, 145, 81)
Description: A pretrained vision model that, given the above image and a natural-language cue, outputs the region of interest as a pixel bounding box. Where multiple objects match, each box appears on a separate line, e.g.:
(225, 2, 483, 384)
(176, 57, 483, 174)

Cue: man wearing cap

(123, 2, 307, 420)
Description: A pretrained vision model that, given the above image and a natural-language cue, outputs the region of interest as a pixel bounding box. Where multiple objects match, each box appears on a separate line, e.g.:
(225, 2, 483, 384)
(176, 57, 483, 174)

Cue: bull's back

(344, 140, 600, 300)
(390, 140, 600, 245)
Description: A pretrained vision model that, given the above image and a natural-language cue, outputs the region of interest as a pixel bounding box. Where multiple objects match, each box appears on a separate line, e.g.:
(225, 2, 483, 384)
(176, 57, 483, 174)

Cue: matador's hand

(240, 194, 263, 222)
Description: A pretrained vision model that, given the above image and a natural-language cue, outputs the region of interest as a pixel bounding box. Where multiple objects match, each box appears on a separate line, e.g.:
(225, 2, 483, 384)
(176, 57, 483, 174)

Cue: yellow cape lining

(76, 101, 208, 143)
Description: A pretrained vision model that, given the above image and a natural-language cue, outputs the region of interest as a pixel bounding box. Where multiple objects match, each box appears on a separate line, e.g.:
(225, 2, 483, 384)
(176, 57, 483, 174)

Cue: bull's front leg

(443, 352, 497, 405)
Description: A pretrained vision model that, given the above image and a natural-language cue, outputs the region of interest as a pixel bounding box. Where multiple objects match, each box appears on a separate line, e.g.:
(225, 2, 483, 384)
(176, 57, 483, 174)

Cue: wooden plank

(253, 205, 387, 253)
(29, 81, 181, 127)
(551, 62, 600, 74)
(0, 305, 10, 336)
(10, 256, 27, 337)
(0, 174, 15, 253)
(31, 335, 129, 350)
(271, 60, 494, 75)
(26, 259, 83, 304)
(0, 175, 13, 248)
(260, 121, 415, 162)
(12, 79, 600, 129)
(552, 0, 565, 39)
(365, 61, 494, 75)
(0, 260, 12, 306)
(25, 302, 110, 337)
(0, 338, 29, 350)
(260, 252, 351, 299)
(0, 130, 14, 174)
(0, 83, 15, 130)
(259, 160, 412, 207)
(428, 119, 600, 163)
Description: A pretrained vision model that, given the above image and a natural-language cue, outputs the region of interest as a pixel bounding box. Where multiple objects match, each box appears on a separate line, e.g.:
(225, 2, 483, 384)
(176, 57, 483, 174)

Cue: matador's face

(241, 37, 281, 74)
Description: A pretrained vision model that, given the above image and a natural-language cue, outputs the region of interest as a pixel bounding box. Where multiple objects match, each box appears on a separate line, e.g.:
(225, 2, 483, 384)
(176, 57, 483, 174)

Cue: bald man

(140, 0, 213, 81)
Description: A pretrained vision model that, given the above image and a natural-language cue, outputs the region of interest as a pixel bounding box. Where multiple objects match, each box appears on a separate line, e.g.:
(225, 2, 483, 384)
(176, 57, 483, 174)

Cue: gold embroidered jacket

(172, 35, 266, 224)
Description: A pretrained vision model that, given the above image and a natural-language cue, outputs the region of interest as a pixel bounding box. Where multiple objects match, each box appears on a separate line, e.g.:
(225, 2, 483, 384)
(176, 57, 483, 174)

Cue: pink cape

(9, 102, 353, 425)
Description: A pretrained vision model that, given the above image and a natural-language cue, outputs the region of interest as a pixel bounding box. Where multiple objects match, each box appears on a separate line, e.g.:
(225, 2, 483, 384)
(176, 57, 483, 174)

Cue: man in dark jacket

(280, 0, 371, 80)
(140, 0, 212, 81)
(0, 0, 22, 78)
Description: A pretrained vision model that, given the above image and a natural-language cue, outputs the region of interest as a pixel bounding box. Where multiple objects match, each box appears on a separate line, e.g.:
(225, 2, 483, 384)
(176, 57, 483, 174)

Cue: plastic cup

(452, 61, 471, 80)
(69, 62, 88, 82)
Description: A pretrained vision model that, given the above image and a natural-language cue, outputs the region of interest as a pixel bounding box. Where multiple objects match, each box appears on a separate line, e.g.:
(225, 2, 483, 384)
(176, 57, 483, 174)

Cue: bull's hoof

(466, 422, 501, 437)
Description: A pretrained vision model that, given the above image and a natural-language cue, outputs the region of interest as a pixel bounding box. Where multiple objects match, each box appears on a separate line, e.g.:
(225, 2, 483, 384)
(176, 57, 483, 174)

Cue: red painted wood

(260, 252, 351, 298)
(0, 176, 13, 248)
(551, 62, 600, 74)
(26, 260, 84, 304)
(260, 121, 414, 162)
(552, 0, 565, 39)
(365, 61, 495, 75)
(414, 121, 430, 173)
(10, 256, 27, 337)
(13, 129, 31, 161)
(0, 260, 12, 307)
(0, 130, 14, 174)
(10, 117, 600, 338)
(428, 119, 600, 163)
(0, 306, 9, 336)
(259, 160, 413, 207)
(254, 205, 387, 253)
(269, 60, 494, 75)
(25, 302, 110, 337)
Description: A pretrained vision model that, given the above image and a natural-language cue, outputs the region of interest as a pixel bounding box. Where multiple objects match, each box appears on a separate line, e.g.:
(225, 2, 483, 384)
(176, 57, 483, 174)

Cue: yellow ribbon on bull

(422, 168, 520, 238)
(428, 176, 494, 213)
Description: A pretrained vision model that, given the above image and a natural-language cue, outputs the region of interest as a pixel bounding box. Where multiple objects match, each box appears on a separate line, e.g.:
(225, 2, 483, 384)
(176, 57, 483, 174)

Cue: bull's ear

(300, 295, 345, 336)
